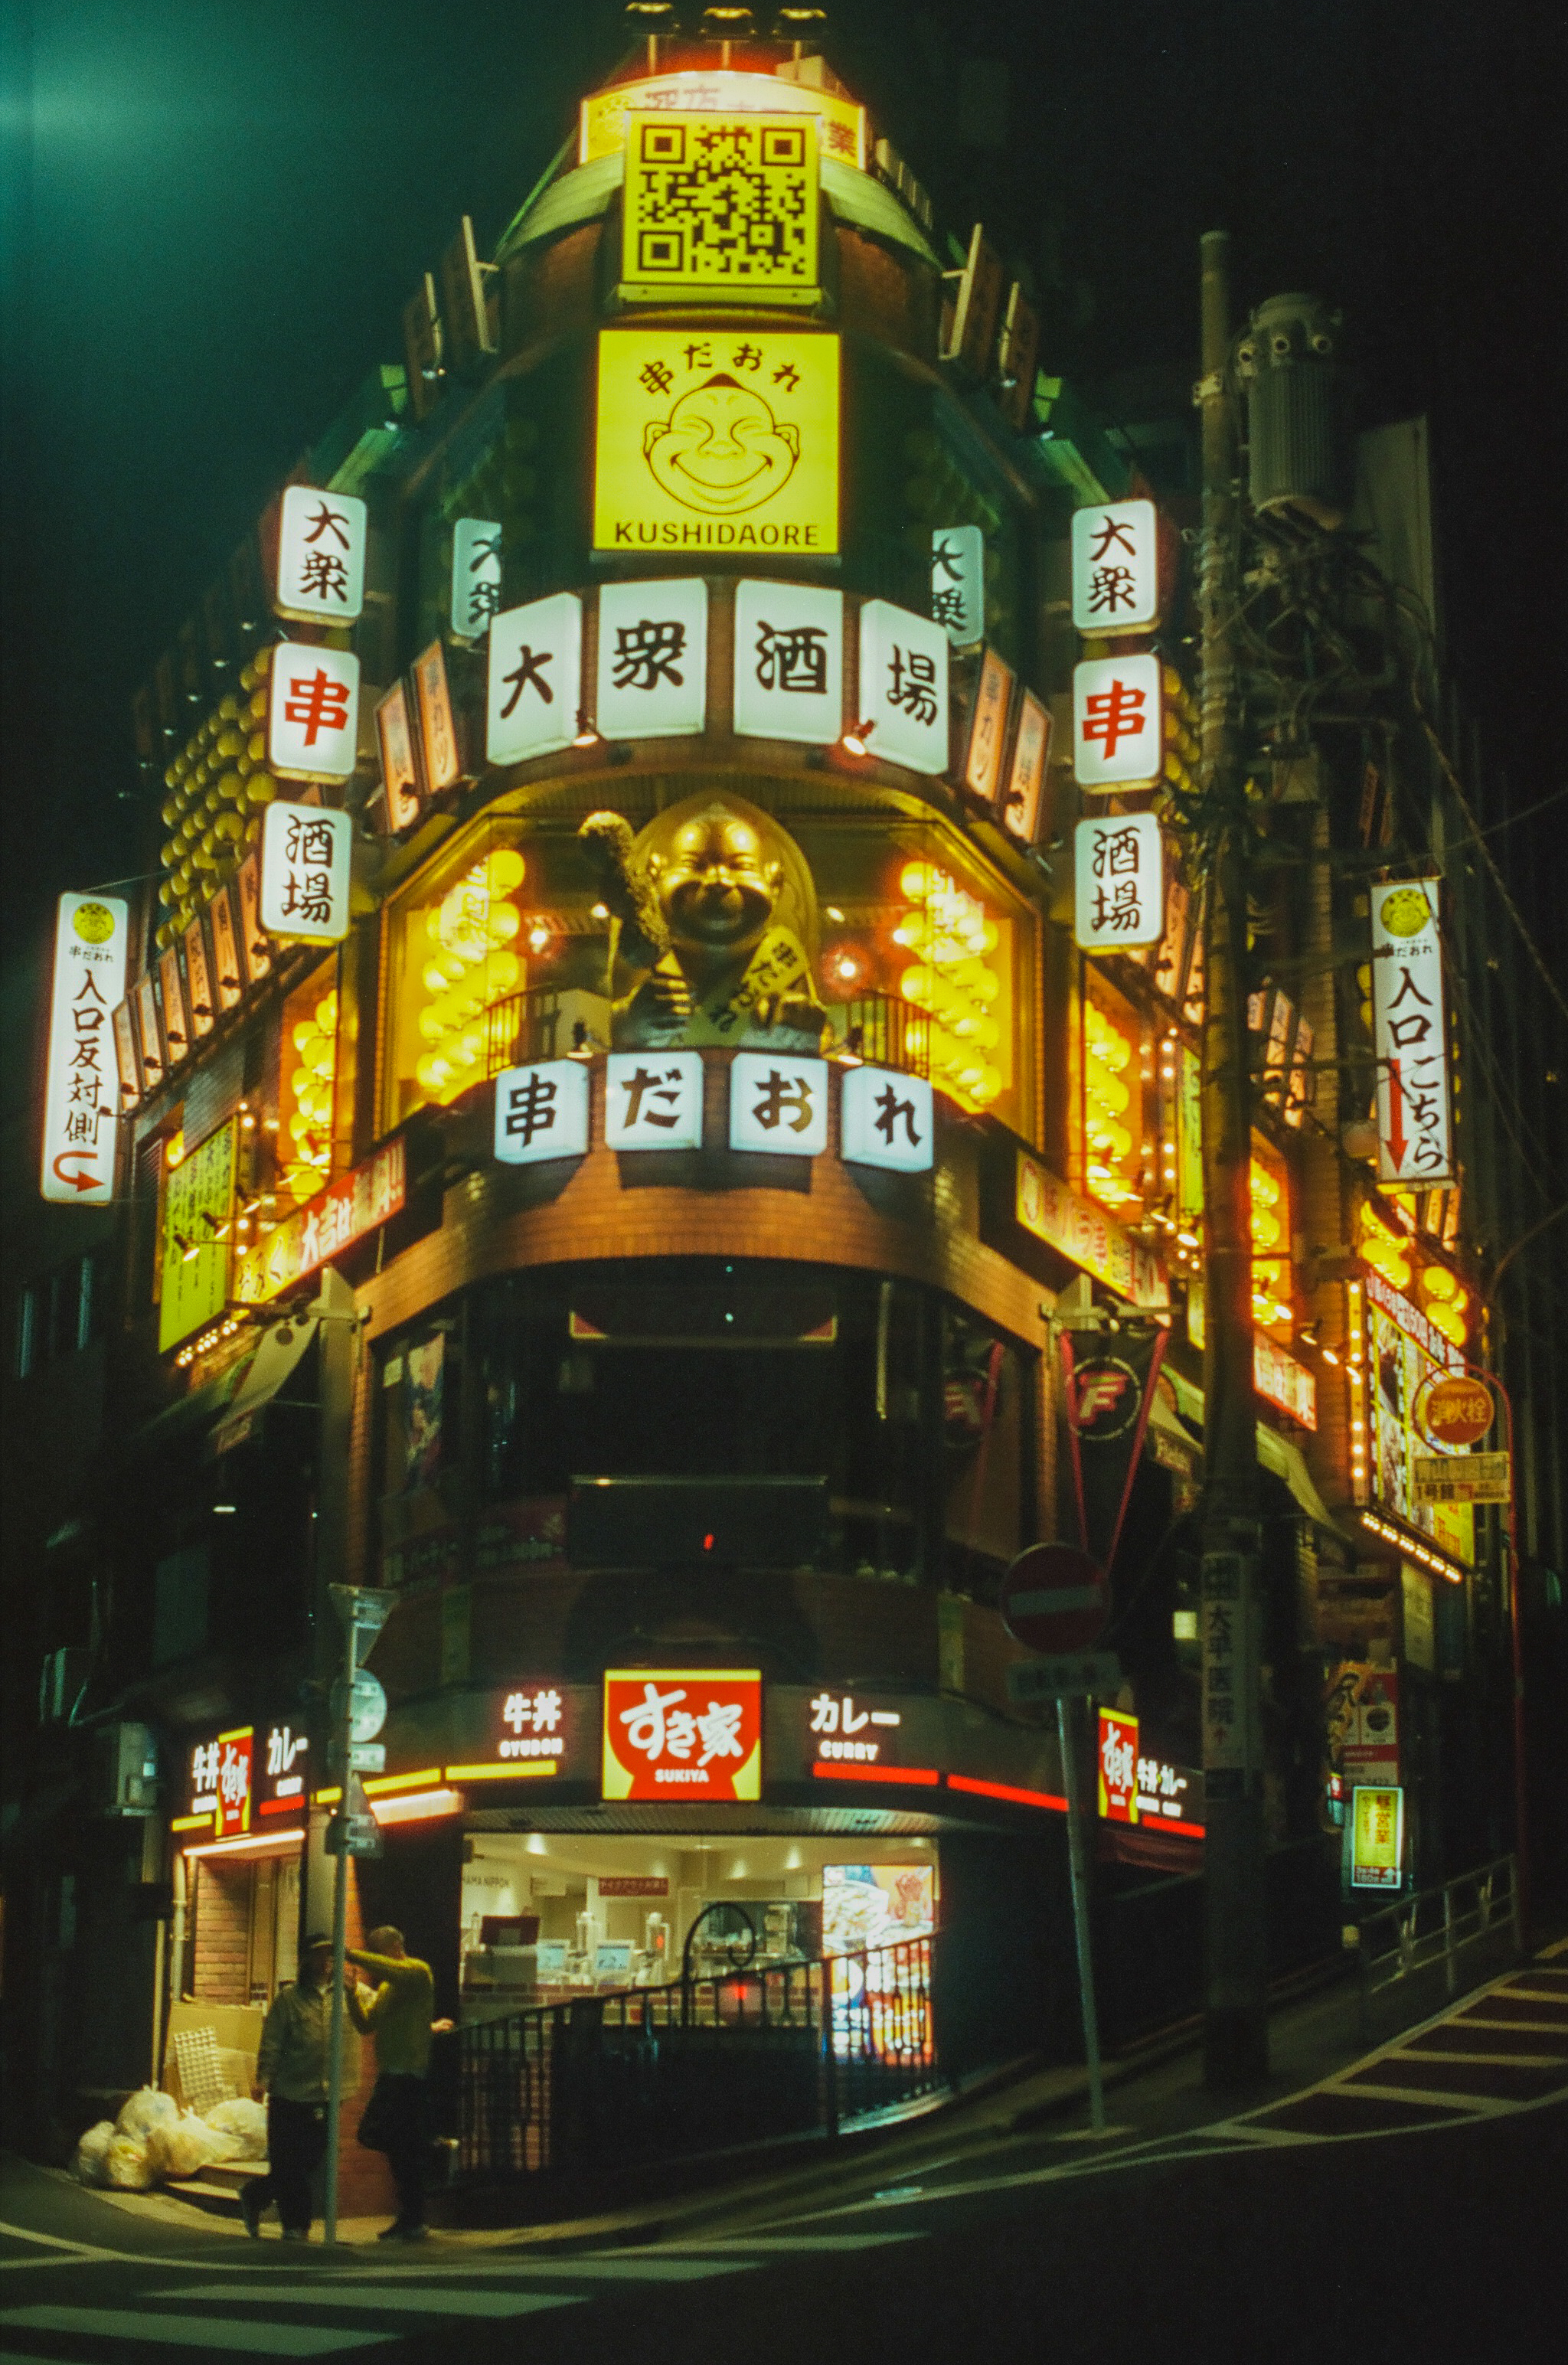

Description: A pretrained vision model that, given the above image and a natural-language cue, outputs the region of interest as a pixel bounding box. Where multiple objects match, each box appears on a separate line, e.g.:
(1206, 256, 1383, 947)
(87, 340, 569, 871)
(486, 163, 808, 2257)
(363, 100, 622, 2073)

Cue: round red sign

(1415, 1370, 1493, 1452)
(1000, 1543, 1108, 1655)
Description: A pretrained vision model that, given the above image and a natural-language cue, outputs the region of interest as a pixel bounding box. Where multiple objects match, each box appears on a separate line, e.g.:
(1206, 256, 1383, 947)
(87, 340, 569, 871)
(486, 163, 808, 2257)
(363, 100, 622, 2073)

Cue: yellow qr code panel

(622, 112, 819, 302)
(594, 328, 839, 555)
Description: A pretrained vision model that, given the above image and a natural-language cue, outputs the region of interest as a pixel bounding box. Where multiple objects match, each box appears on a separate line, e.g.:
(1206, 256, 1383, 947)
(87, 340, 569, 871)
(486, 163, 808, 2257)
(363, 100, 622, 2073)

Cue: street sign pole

(1057, 1691, 1106, 2131)
(321, 1585, 393, 2248)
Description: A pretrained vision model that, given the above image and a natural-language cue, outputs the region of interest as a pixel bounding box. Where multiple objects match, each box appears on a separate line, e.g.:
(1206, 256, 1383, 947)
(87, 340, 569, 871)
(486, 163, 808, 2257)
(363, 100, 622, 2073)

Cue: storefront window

(386, 828, 531, 1123)
(1250, 1135, 1292, 1338)
(1076, 969, 1151, 1216)
(276, 961, 339, 1207)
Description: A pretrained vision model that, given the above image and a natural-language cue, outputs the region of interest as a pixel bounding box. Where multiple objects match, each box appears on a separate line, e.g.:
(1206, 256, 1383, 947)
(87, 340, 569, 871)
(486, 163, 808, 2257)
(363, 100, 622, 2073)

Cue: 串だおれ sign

(1371, 880, 1452, 1184)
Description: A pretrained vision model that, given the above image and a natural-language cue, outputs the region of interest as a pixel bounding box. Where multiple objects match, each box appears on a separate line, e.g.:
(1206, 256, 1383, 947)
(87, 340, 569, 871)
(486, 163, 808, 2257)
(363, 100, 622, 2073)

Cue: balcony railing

(834, 992, 930, 1079)
(482, 988, 572, 1080)
(457, 1933, 939, 2186)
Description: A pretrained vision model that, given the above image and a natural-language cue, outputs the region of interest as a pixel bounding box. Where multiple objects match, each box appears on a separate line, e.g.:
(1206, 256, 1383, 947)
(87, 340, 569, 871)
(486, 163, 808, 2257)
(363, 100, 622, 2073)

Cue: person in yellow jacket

(347, 1925, 453, 2241)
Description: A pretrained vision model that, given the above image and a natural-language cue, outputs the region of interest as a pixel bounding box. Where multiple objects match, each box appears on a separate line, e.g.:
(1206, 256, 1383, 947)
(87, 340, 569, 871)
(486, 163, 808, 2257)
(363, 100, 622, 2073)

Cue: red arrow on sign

(1000, 1543, 1108, 1656)
(1383, 1059, 1407, 1172)
(52, 1151, 103, 1194)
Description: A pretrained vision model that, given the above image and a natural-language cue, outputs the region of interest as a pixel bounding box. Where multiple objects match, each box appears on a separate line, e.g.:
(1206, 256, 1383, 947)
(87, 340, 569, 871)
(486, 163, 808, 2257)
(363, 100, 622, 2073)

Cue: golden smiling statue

(580, 792, 827, 1051)
(643, 376, 801, 516)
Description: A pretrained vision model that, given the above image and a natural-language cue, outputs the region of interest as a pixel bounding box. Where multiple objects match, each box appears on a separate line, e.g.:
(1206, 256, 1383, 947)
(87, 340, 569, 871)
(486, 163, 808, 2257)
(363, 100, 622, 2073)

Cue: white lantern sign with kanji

(493, 1059, 590, 1166)
(275, 485, 367, 625)
(487, 593, 583, 768)
(1073, 813, 1164, 951)
(858, 599, 949, 776)
(1371, 880, 1452, 1185)
(40, 892, 129, 1204)
(596, 577, 708, 740)
(268, 642, 361, 782)
(604, 1051, 704, 1150)
(260, 802, 354, 942)
(733, 579, 843, 746)
(1073, 652, 1163, 790)
(841, 1064, 934, 1173)
(930, 524, 985, 646)
(451, 517, 503, 640)
(729, 1053, 829, 1156)
(1071, 498, 1158, 633)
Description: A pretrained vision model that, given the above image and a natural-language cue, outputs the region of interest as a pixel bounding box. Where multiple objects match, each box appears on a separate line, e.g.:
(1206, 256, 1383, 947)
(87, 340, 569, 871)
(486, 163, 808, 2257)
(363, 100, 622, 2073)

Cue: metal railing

(1351, 1852, 1521, 2036)
(835, 992, 930, 1079)
(482, 988, 570, 1080)
(458, 1935, 938, 2186)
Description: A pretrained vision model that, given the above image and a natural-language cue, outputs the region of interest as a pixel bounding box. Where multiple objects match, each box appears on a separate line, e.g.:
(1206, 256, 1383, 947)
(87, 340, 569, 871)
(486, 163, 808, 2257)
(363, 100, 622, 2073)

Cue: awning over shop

(1150, 1370, 1351, 1540)
(123, 1316, 319, 1465)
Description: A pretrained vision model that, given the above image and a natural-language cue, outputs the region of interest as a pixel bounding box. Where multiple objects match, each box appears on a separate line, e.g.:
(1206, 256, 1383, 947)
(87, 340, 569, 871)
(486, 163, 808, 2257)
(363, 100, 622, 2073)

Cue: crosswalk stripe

(1, 2305, 388, 2354)
(659, 2232, 926, 2252)
(164, 2282, 583, 2318)
(304, 2256, 755, 2283)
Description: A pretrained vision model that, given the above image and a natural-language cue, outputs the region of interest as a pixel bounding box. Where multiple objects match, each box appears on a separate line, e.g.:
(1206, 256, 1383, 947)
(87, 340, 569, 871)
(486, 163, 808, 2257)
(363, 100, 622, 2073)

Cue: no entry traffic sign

(1000, 1543, 1108, 1655)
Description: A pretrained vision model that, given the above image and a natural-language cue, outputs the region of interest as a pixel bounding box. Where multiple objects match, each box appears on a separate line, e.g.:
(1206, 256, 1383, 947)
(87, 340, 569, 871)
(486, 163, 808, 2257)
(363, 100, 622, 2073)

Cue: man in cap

(240, 1932, 335, 2242)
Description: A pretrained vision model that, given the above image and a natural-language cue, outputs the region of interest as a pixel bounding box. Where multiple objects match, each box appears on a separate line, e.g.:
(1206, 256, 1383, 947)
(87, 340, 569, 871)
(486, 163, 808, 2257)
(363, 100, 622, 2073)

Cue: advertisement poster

(1370, 1295, 1474, 1565)
(1325, 1661, 1401, 1795)
(1350, 1785, 1405, 1890)
(822, 1864, 936, 1958)
(602, 1669, 762, 1802)
(403, 1334, 445, 1491)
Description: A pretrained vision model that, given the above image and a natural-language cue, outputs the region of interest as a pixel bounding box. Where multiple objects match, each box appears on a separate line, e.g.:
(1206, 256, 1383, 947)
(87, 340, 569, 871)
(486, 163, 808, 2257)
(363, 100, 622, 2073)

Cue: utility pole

(1195, 230, 1269, 2088)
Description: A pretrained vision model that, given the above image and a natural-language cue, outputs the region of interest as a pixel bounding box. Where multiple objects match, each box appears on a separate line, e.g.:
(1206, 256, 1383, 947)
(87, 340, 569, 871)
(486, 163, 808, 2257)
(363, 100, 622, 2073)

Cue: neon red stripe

(257, 1797, 306, 1818)
(811, 1762, 941, 1788)
(1143, 1815, 1205, 1839)
(947, 1774, 1067, 1812)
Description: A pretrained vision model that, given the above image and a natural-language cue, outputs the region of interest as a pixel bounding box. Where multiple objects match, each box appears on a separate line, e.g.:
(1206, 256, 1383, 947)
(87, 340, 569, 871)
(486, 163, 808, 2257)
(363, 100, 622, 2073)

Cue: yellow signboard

(159, 1118, 237, 1352)
(1349, 1783, 1404, 1890)
(593, 328, 839, 555)
(622, 112, 818, 303)
(580, 70, 864, 170)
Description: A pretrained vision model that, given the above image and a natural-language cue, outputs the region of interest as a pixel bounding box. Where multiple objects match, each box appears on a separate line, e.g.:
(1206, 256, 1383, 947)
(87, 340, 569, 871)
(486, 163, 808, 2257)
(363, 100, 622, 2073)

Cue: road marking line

(1492, 1987, 1568, 2005)
(658, 2232, 926, 2252)
(162, 2282, 583, 2318)
(1211, 2124, 1329, 2145)
(1395, 2048, 1566, 2068)
(1448, 2016, 1568, 2035)
(309, 2256, 755, 2282)
(1328, 2079, 1512, 2113)
(0, 2221, 139, 2266)
(0, 2305, 388, 2353)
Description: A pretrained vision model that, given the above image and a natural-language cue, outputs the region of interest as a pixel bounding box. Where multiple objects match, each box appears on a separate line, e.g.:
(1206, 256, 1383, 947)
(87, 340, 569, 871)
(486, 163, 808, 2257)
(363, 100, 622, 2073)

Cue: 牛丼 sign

(594, 329, 839, 554)
(602, 1669, 762, 1802)
(1073, 653, 1163, 790)
(275, 486, 367, 626)
(1371, 881, 1452, 1184)
(259, 802, 352, 943)
(1074, 813, 1163, 949)
(487, 593, 583, 767)
(268, 642, 361, 783)
(41, 893, 129, 1204)
(497, 1685, 565, 1764)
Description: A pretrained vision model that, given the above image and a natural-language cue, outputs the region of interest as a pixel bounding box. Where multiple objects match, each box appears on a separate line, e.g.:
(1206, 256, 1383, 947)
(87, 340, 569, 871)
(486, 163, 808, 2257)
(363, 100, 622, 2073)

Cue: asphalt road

(5, 1956, 1566, 2365)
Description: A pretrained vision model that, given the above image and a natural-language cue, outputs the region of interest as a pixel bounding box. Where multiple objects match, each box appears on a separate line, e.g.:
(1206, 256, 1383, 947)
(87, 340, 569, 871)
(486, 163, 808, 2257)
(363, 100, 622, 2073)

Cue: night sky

(3, 0, 1561, 962)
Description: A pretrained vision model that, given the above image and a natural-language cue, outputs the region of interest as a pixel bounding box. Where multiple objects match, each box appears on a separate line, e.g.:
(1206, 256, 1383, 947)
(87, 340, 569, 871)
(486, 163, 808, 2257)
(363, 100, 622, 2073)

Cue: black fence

(459, 1935, 939, 2186)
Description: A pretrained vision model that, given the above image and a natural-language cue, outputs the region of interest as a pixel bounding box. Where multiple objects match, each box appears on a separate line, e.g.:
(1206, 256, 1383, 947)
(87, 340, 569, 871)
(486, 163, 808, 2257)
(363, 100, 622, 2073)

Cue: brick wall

(191, 1860, 252, 2005)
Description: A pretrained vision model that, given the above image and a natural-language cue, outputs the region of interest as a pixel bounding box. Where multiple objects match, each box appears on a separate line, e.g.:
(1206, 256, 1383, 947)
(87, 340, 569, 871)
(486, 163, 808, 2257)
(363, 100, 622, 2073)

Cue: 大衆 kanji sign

(275, 486, 367, 625)
(1071, 498, 1158, 633)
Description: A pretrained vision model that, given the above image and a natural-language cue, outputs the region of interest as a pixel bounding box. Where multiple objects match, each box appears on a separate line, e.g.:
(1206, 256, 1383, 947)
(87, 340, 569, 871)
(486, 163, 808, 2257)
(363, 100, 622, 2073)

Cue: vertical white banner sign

(41, 893, 129, 1204)
(1370, 880, 1452, 1184)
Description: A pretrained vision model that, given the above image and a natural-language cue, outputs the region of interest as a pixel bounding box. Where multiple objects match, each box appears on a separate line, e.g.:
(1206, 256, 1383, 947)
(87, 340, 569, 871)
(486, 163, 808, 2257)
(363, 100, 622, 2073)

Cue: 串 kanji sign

(930, 524, 985, 646)
(487, 593, 583, 767)
(259, 802, 352, 943)
(1073, 813, 1163, 949)
(1371, 880, 1452, 1184)
(1073, 653, 1163, 790)
(268, 642, 361, 782)
(729, 1052, 829, 1155)
(859, 599, 949, 776)
(1071, 498, 1158, 633)
(840, 1064, 934, 1173)
(733, 578, 843, 745)
(275, 486, 367, 625)
(603, 1668, 762, 1801)
(596, 577, 708, 740)
(451, 516, 502, 641)
(593, 328, 839, 554)
(604, 1050, 704, 1150)
(492, 1059, 590, 1167)
(41, 893, 129, 1204)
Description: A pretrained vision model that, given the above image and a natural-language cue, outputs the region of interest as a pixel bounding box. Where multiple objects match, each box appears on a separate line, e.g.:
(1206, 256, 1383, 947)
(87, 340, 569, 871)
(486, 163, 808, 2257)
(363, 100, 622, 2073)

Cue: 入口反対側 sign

(41, 893, 129, 1205)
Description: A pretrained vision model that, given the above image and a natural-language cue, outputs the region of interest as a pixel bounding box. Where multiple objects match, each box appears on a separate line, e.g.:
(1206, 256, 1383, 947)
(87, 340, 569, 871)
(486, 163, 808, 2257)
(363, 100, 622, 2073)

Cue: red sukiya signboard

(602, 1669, 762, 1802)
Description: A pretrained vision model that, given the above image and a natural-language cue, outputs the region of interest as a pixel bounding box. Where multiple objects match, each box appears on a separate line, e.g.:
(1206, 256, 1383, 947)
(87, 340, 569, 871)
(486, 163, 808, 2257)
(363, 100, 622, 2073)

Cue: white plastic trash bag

(147, 2109, 241, 2182)
(115, 2085, 178, 2142)
(74, 2120, 116, 2186)
(204, 2096, 269, 2159)
(104, 2132, 156, 2190)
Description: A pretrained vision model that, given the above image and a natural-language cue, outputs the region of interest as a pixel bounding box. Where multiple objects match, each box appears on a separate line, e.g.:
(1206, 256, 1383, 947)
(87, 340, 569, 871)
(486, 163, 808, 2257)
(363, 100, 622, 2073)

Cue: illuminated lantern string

(894, 861, 1003, 1111)
(413, 848, 528, 1104)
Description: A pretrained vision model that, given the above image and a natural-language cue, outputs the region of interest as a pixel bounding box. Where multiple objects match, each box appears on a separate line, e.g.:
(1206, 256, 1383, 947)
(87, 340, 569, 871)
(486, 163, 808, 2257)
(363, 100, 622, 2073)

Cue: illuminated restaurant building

(6, 6, 1549, 2174)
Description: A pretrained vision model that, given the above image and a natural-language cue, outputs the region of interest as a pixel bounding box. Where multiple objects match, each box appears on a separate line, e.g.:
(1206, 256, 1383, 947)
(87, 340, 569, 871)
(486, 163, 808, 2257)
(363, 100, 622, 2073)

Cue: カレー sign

(41, 893, 129, 1204)
(259, 802, 352, 943)
(594, 328, 839, 554)
(235, 1135, 406, 1304)
(1371, 880, 1452, 1184)
(622, 111, 819, 303)
(808, 1689, 903, 1767)
(268, 642, 361, 782)
(602, 1668, 762, 1802)
(275, 487, 367, 626)
(1074, 813, 1163, 949)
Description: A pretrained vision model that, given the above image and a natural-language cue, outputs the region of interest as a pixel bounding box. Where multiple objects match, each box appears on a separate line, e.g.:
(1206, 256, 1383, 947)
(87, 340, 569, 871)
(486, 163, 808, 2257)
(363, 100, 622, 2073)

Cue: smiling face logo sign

(596, 330, 839, 554)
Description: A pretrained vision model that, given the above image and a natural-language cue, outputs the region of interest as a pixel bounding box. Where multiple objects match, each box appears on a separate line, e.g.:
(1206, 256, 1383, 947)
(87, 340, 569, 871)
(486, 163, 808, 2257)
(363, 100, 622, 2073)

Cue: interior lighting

(184, 1826, 305, 1862)
(894, 861, 1004, 1113)
(413, 847, 527, 1106)
(1083, 1000, 1142, 1210)
(280, 986, 339, 1205)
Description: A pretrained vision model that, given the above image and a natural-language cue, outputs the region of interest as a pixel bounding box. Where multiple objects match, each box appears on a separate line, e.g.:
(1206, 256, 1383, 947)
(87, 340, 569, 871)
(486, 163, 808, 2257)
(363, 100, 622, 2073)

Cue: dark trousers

(244, 2096, 326, 2235)
(365, 2072, 430, 2227)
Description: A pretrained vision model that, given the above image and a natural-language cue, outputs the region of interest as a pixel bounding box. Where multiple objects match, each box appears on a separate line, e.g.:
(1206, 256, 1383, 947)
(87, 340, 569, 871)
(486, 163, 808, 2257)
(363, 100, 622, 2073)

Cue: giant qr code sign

(622, 113, 819, 300)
